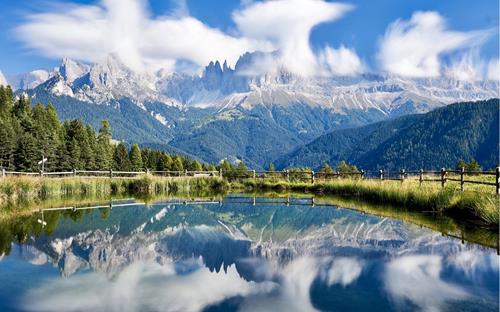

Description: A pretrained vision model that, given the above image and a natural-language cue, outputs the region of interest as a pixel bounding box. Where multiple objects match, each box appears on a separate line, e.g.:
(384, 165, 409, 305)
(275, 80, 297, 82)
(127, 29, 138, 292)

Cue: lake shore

(0, 175, 498, 226)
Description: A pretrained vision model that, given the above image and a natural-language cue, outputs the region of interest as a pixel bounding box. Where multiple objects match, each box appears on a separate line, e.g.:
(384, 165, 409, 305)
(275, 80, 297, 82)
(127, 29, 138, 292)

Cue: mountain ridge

(6, 52, 500, 168)
(276, 98, 499, 171)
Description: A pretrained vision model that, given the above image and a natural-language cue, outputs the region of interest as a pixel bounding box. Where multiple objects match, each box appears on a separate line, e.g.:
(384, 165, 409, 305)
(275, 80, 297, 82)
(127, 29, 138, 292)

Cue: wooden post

(73, 169, 77, 177)
(460, 167, 465, 192)
(419, 169, 423, 187)
(440, 168, 446, 188)
(286, 169, 290, 182)
(496, 167, 500, 195)
(109, 169, 113, 179)
(253, 170, 256, 180)
(219, 168, 223, 178)
(1, 168, 5, 178)
(379, 169, 384, 180)
(311, 170, 315, 184)
(337, 171, 341, 180)
(146, 168, 150, 175)
(184, 169, 188, 177)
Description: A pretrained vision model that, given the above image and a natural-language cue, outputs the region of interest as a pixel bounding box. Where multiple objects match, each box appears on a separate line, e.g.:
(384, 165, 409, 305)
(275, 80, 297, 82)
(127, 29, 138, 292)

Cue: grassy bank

(0, 175, 228, 208)
(239, 179, 499, 226)
(1, 175, 498, 227)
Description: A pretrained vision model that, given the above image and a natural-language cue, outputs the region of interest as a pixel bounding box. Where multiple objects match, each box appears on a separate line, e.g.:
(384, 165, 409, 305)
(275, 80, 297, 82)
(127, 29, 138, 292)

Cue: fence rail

(1, 166, 499, 194)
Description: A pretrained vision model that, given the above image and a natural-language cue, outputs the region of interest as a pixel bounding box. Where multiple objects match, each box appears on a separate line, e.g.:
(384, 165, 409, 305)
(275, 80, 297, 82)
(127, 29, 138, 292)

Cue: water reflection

(0, 195, 498, 312)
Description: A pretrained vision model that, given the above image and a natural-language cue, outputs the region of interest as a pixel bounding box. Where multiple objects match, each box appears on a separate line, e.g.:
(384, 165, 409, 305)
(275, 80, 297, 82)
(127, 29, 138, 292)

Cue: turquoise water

(0, 196, 498, 312)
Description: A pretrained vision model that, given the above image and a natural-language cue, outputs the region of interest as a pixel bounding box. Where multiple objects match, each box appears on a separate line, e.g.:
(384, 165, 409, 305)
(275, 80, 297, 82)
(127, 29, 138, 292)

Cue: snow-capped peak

(59, 57, 89, 84)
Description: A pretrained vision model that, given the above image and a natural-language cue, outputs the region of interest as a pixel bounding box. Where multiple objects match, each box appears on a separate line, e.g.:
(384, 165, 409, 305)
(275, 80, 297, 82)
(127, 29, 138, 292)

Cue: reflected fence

(2, 166, 499, 194)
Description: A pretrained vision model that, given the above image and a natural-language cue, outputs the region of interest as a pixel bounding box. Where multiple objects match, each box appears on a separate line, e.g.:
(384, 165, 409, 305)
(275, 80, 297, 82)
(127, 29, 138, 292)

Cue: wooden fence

(1, 167, 499, 194)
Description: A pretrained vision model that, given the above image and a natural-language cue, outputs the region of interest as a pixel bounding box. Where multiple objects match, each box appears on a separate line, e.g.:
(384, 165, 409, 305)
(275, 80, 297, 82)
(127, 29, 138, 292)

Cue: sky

(0, 0, 498, 80)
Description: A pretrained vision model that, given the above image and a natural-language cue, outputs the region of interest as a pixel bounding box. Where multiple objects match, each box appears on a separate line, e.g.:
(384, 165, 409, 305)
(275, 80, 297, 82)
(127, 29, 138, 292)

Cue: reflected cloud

(385, 255, 469, 312)
(239, 256, 320, 312)
(22, 260, 273, 312)
(323, 257, 363, 287)
(447, 250, 499, 278)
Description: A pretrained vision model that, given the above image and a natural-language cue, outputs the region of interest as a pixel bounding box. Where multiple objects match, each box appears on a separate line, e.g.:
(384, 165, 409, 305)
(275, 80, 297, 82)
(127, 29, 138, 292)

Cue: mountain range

(277, 99, 499, 171)
(2, 53, 498, 169)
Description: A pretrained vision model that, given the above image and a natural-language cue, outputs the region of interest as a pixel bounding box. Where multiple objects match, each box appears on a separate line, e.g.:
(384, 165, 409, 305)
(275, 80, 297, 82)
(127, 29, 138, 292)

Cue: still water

(0, 195, 498, 312)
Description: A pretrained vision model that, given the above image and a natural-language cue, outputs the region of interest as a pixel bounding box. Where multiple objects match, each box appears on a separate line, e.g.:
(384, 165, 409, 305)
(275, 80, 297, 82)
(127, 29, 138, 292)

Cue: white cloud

(444, 50, 486, 81)
(378, 11, 492, 78)
(0, 70, 7, 86)
(14, 0, 362, 77)
(443, 50, 500, 82)
(385, 255, 469, 312)
(487, 58, 499, 81)
(14, 0, 265, 72)
(319, 45, 364, 76)
(233, 0, 354, 76)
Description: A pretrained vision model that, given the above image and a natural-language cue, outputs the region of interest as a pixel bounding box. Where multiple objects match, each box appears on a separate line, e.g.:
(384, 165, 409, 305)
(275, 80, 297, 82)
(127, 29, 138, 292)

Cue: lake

(0, 194, 498, 312)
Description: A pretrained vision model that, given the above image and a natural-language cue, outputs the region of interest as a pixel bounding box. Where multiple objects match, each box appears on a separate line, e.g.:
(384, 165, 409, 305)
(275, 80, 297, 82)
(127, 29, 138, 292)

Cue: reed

(240, 178, 499, 226)
(0, 175, 228, 208)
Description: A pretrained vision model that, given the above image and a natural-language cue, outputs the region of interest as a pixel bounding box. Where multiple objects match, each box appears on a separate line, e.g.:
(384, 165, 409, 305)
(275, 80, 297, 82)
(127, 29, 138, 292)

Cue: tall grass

(240, 178, 499, 226)
(0, 175, 228, 209)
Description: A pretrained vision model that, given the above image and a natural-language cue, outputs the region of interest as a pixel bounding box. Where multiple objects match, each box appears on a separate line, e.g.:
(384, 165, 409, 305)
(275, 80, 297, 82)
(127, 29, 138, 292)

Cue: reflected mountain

(5, 198, 495, 278)
(0, 196, 498, 312)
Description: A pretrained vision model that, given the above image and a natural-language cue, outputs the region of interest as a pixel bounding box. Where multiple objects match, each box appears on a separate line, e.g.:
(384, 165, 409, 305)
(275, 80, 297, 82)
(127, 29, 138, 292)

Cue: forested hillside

(277, 99, 499, 171)
(0, 86, 214, 172)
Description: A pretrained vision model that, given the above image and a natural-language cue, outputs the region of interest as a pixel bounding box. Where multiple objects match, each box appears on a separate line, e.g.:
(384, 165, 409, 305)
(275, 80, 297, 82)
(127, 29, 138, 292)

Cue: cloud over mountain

(14, 0, 359, 76)
(378, 11, 494, 79)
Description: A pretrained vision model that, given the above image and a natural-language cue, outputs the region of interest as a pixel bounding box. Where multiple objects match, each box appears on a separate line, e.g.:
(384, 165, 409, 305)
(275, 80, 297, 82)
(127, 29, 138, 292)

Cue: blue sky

(0, 0, 498, 79)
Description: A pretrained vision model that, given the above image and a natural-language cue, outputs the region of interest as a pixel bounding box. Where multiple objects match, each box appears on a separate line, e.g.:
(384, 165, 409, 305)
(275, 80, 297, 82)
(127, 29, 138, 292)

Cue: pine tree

(86, 126, 97, 170)
(319, 163, 334, 174)
(159, 154, 173, 171)
(236, 161, 247, 172)
(268, 162, 275, 172)
(190, 160, 203, 171)
(113, 142, 131, 171)
(13, 133, 38, 171)
(129, 144, 143, 171)
(96, 120, 113, 170)
(171, 155, 184, 172)
(0, 118, 15, 169)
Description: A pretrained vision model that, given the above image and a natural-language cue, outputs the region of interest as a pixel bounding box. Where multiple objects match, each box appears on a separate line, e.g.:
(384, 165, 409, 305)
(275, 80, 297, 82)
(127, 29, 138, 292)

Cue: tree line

(0, 86, 223, 173)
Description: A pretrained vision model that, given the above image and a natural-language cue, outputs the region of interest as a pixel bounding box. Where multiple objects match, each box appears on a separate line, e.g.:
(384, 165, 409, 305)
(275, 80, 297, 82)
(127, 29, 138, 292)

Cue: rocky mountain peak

(59, 58, 89, 84)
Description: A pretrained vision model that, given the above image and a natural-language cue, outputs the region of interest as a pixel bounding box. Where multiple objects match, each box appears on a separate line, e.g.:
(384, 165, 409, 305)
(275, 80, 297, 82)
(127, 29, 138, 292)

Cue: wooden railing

(2, 167, 499, 194)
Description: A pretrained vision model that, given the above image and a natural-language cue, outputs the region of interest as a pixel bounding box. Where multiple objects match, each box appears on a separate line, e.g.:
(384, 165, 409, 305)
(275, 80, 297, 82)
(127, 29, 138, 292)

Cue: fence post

(146, 168, 150, 176)
(73, 169, 77, 177)
(460, 167, 465, 192)
(219, 168, 223, 178)
(109, 169, 113, 179)
(311, 170, 315, 184)
(1, 168, 5, 178)
(337, 171, 341, 180)
(286, 169, 290, 182)
(184, 169, 188, 177)
(400, 169, 405, 183)
(419, 169, 423, 187)
(253, 170, 256, 180)
(440, 168, 446, 188)
(379, 169, 384, 181)
(361, 170, 365, 180)
(496, 167, 500, 195)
